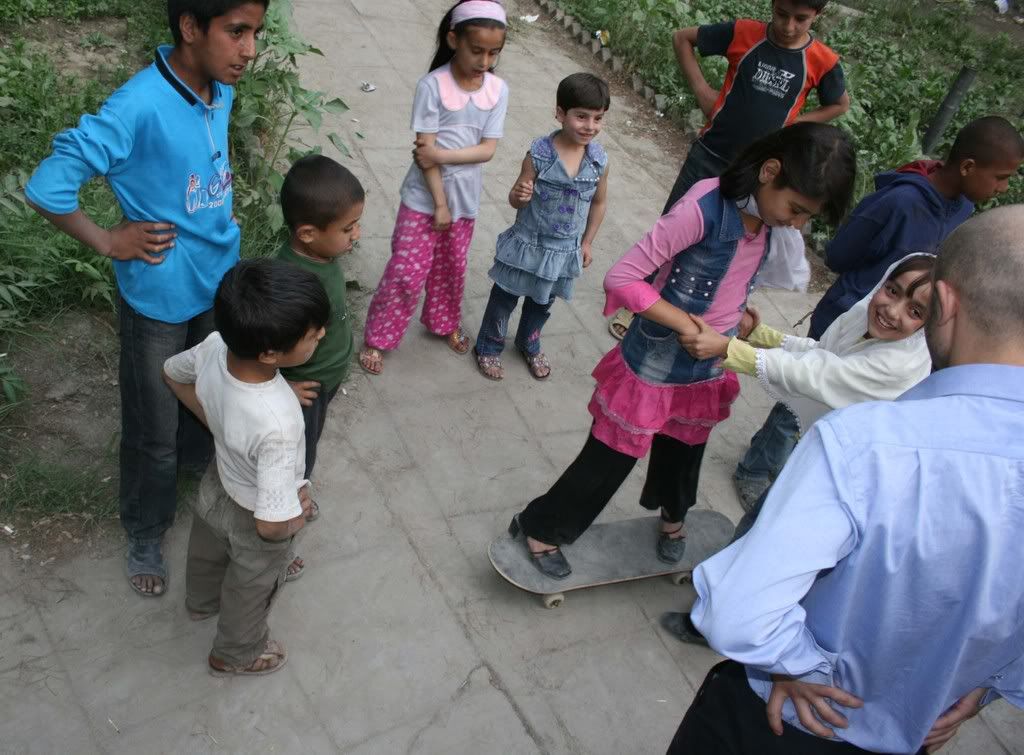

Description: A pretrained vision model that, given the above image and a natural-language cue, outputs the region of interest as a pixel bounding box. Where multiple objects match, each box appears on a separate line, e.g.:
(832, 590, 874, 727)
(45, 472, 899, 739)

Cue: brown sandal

(445, 326, 471, 355)
(359, 346, 384, 375)
(520, 350, 551, 380)
(474, 350, 504, 381)
(208, 639, 288, 677)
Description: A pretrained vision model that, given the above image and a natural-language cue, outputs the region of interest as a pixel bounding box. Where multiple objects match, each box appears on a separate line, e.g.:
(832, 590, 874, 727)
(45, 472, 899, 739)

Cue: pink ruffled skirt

(587, 346, 740, 458)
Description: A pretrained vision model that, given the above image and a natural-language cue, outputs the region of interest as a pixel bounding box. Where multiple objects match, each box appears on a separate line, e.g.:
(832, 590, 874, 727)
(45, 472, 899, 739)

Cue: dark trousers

(519, 431, 705, 545)
(475, 283, 553, 357)
(118, 294, 214, 543)
(662, 139, 731, 215)
(300, 383, 340, 478)
(668, 661, 911, 755)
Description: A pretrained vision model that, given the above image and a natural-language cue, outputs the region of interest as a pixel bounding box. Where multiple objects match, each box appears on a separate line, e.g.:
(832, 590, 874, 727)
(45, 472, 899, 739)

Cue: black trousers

(519, 431, 705, 545)
(300, 384, 340, 479)
(668, 661, 926, 755)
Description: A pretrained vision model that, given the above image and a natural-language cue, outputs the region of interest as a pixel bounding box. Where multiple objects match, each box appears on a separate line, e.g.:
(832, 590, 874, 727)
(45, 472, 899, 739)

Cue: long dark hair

(429, 1, 507, 72)
(719, 122, 857, 227)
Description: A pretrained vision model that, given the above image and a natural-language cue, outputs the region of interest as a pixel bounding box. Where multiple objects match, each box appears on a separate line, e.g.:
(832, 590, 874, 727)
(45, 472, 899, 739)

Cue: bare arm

(508, 153, 538, 209)
(417, 137, 499, 167)
(162, 371, 208, 427)
(412, 133, 452, 231)
(673, 27, 718, 117)
(28, 201, 176, 264)
(641, 299, 700, 337)
(795, 92, 851, 124)
(580, 164, 610, 268)
(255, 510, 307, 541)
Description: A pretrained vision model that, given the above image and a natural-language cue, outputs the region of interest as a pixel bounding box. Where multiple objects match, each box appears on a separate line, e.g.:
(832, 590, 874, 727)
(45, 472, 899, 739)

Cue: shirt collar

(154, 44, 222, 109)
(899, 363, 1024, 404)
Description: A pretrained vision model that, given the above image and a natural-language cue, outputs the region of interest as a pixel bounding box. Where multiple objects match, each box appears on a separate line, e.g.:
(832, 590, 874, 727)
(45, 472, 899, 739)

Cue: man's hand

(678, 315, 730, 360)
(739, 306, 761, 340)
(767, 676, 864, 738)
(923, 687, 987, 753)
(288, 379, 320, 407)
(511, 178, 534, 207)
(433, 204, 452, 232)
(581, 240, 593, 268)
(106, 220, 176, 263)
(414, 137, 442, 170)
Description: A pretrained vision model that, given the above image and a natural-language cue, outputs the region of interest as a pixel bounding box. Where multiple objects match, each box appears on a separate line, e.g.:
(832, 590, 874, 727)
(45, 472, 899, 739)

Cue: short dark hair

(886, 254, 935, 300)
(774, 0, 829, 11)
(281, 155, 366, 231)
(556, 73, 610, 113)
(167, 0, 270, 46)
(719, 122, 856, 227)
(215, 258, 330, 360)
(947, 116, 1024, 167)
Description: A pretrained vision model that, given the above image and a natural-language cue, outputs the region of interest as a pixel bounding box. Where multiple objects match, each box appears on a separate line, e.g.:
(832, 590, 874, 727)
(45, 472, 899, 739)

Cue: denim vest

(621, 188, 769, 385)
(521, 133, 607, 242)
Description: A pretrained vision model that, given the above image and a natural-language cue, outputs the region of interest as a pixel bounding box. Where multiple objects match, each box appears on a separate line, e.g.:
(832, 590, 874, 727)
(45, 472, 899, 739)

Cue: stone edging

(532, 0, 670, 113)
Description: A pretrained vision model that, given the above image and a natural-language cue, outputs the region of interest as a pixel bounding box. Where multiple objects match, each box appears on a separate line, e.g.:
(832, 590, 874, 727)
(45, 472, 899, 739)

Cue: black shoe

(508, 515, 572, 579)
(656, 525, 687, 564)
(660, 612, 709, 647)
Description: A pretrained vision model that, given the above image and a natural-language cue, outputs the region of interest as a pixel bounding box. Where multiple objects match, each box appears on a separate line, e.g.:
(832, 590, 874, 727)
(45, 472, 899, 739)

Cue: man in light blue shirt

(669, 205, 1024, 754)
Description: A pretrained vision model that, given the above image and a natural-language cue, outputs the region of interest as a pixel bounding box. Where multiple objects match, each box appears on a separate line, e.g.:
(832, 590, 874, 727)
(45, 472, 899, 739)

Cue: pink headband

(451, 0, 507, 28)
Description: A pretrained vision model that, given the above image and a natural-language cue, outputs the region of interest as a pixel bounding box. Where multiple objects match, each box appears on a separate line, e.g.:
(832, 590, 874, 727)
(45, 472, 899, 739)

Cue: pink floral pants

(364, 204, 475, 351)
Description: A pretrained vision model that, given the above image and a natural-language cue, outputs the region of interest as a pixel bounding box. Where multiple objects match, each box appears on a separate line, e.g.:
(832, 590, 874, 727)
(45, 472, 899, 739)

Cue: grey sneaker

(656, 527, 687, 564)
(733, 474, 770, 514)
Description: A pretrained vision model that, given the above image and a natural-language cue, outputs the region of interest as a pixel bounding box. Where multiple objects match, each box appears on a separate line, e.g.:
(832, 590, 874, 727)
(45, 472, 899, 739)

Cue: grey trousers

(186, 466, 294, 666)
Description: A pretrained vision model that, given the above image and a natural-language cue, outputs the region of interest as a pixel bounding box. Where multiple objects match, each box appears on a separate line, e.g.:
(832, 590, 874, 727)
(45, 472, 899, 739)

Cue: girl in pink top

(510, 123, 857, 579)
(359, 1, 509, 375)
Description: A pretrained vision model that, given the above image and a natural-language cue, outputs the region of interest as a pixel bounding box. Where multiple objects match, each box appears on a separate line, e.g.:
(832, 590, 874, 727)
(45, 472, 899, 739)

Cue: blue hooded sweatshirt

(808, 161, 972, 339)
(26, 45, 240, 324)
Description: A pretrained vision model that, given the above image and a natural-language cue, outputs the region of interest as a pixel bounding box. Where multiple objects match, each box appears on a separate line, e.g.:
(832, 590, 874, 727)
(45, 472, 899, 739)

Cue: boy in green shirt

(278, 155, 365, 579)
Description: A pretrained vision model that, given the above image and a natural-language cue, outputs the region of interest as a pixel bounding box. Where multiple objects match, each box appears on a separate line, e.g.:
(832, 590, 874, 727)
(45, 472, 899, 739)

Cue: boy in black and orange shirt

(608, 0, 848, 340)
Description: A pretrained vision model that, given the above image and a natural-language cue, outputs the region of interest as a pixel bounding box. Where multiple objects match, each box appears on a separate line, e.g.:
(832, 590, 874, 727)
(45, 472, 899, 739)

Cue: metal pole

(922, 66, 977, 155)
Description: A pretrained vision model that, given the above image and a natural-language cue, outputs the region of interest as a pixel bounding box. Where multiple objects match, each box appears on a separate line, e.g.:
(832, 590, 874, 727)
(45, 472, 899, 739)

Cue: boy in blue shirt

(25, 0, 269, 598)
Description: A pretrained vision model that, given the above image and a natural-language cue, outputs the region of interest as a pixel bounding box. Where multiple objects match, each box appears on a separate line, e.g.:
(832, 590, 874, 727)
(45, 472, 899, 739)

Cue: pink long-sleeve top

(603, 178, 768, 333)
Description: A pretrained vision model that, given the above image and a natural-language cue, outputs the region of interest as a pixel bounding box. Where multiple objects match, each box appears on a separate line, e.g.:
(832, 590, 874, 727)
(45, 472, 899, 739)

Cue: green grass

(0, 450, 118, 519)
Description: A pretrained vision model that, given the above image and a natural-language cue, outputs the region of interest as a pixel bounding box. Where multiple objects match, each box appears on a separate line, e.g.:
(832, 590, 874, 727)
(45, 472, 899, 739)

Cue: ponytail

(719, 122, 857, 227)
(429, 1, 507, 71)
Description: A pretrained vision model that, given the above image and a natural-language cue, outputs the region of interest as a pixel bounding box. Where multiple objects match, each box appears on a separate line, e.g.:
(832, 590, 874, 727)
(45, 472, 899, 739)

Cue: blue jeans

(118, 294, 214, 544)
(301, 384, 339, 478)
(734, 402, 800, 485)
(475, 283, 553, 357)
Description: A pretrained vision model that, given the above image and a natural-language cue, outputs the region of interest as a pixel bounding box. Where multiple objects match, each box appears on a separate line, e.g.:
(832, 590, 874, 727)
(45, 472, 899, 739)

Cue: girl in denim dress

(473, 73, 611, 380)
(508, 123, 857, 579)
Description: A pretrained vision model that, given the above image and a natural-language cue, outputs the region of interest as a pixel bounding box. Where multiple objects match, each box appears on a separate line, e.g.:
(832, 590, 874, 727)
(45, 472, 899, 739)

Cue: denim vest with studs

(620, 188, 770, 385)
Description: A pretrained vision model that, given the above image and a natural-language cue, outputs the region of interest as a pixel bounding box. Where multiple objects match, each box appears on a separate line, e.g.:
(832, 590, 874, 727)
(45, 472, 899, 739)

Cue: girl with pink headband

(359, 1, 509, 375)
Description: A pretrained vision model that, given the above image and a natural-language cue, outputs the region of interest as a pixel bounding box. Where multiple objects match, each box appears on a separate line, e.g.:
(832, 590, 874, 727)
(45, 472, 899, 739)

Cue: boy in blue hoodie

(25, 0, 269, 598)
(734, 115, 1024, 509)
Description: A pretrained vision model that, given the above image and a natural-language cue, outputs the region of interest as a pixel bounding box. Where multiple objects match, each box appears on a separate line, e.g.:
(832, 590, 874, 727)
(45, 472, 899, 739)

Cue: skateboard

(488, 510, 734, 608)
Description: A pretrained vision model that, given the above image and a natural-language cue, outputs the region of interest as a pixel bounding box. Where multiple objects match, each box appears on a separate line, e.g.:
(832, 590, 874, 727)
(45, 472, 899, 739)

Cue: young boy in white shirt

(163, 258, 328, 676)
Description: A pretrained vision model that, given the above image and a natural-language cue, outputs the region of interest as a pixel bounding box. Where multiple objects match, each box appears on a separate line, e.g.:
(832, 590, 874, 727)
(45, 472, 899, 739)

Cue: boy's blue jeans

(118, 294, 214, 545)
(475, 283, 553, 357)
(733, 402, 800, 488)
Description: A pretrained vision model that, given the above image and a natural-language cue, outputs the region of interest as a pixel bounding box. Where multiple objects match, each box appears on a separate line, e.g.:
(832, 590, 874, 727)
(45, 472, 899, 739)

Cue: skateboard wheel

(672, 572, 691, 585)
(542, 593, 564, 609)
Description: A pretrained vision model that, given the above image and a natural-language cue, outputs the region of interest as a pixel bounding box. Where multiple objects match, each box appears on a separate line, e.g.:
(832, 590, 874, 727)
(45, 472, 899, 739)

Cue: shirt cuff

(747, 323, 786, 349)
(603, 282, 661, 317)
(723, 338, 757, 376)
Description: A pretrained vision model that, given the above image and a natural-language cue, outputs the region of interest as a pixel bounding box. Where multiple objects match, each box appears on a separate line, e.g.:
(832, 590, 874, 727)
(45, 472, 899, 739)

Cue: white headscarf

(736, 194, 811, 292)
(757, 253, 935, 431)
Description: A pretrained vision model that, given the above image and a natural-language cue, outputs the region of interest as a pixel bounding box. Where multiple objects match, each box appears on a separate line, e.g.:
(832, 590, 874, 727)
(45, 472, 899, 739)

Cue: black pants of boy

(118, 294, 214, 544)
(662, 139, 730, 215)
(300, 384, 340, 479)
(519, 431, 705, 545)
(668, 660, 925, 755)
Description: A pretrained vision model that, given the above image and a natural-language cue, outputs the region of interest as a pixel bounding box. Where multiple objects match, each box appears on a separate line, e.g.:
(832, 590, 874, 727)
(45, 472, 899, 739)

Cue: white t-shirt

(163, 332, 306, 522)
(399, 64, 508, 221)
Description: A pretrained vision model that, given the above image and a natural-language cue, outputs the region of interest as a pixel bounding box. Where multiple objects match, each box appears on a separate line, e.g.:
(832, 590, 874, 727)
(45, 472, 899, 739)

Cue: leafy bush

(561, 0, 1024, 211)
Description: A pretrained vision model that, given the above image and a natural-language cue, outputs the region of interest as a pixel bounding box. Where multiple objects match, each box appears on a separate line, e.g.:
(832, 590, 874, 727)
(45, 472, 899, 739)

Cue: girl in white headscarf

(681, 252, 935, 436)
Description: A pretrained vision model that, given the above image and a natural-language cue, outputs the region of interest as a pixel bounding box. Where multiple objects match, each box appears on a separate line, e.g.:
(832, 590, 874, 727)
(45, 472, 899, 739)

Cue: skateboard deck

(489, 510, 734, 608)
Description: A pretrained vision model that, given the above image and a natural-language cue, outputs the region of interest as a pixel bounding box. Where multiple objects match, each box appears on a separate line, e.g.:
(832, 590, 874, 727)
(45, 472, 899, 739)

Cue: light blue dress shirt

(692, 364, 1024, 754)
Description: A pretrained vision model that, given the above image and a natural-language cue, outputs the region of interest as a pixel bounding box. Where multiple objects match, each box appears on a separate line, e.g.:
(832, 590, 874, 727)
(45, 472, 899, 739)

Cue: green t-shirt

(277, 244, 353, 391)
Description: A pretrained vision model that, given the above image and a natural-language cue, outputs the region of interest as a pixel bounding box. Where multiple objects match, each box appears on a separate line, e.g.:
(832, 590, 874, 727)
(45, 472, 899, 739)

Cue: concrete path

(1, 1, 1021, 752)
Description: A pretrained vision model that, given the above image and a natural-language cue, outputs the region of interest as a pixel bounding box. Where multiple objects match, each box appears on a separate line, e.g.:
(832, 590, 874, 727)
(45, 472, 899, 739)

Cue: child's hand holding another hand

(413, 137, 441, 170)
(738, 306, 760, 340)
(288, 379, 320, 407)
(678, 316, 731, 360)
